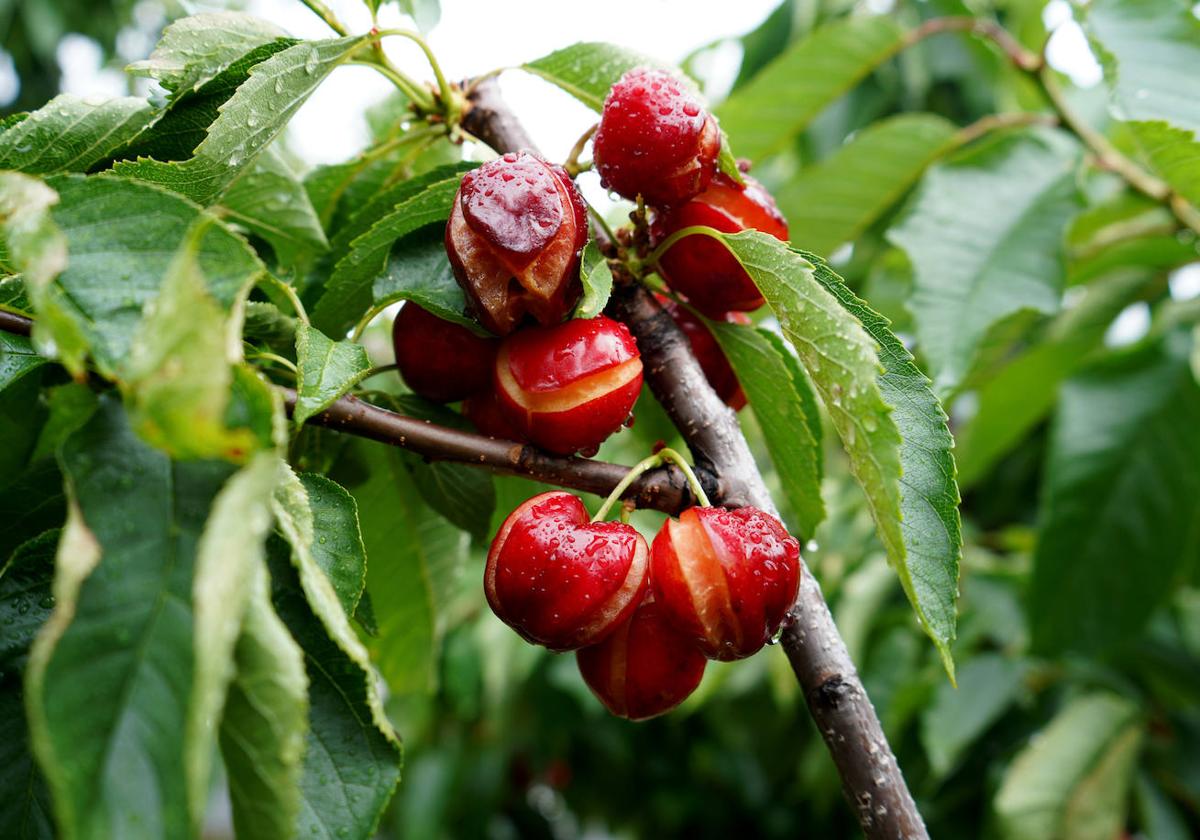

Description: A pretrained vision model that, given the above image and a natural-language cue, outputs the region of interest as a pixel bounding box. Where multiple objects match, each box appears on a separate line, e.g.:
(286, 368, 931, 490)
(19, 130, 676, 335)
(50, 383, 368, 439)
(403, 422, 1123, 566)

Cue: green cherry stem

(592, 447, 710, 523)
(646, 223, 726, 266)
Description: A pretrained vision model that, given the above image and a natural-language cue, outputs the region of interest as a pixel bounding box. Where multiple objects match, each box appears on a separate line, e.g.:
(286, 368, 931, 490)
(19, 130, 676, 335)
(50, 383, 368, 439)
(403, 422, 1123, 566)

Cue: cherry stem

(592, 447, 710, 523)
(646, 223, 726, 266)
(564, 124, 597, 176)
(374, 29, 457, 120)
(259, 273, 310, 325)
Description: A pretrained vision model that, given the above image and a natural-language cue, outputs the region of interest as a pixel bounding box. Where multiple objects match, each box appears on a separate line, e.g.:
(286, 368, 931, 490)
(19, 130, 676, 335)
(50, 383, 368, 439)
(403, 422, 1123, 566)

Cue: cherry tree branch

(457, 79, 929, 839)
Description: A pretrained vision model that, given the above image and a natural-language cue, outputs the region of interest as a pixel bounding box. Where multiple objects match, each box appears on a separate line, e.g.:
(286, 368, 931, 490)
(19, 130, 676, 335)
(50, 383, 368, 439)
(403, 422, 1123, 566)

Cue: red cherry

(462, 387, 526, 441)
(593, 67, 720, 208)
(391, 303, 498, 403)
(485, 491, 650, 651)
(576, 594, 707, 720)
(658, 297, 750, 410)
(495, 316, 643, 455)
(650, 506, 800, 661)
(651, 173, 788, 318)
(445, 152, 586, 335)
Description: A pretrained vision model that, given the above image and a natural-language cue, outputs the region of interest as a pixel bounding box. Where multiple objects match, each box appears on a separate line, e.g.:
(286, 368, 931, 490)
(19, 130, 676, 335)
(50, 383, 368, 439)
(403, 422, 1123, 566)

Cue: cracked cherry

(495, 315, 642, 455)
(576, 593, 707, 721)
(463, 387, 526, 441)
(650, 505, 801, 660)
(593, 67, 720, 208)
(659, 296, 750, 410)
(391, 303, 497, 403)
(445, 152, 587, 335)
(651, 172, 788, 317)
(485, 491, 649, 651)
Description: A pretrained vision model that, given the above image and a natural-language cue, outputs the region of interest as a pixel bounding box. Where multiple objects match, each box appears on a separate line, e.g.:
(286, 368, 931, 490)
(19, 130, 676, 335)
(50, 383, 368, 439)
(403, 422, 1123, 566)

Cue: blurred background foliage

(5, 0, 1199, 838)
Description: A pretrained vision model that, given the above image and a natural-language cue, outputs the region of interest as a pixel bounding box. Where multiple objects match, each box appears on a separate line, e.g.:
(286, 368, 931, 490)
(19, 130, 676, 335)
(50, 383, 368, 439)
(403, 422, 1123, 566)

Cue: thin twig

(296, 0, 348, 37)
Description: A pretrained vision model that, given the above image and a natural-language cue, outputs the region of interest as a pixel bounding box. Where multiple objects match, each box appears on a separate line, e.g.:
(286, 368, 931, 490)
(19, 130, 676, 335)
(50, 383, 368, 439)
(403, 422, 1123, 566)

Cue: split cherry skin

(391, 303, 498, 403)
(445, 152, 587, 335)
(593, 67, 721, 208)
(651, 172, 789, 318)
(494, 315, 643, 455)
(576, 593, 707, 721)
(485, 491, 649, 651)
(650, 505, 801, 661)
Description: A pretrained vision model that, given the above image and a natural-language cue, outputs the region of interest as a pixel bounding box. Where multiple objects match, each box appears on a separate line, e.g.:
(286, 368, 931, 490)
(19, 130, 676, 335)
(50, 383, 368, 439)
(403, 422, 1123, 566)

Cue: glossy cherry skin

(485, 491, 650, 651)
(576, 594, 707, 721)
(593, 67, 720, 208)
(651, 173, 788, 318)
(495, 316, 643, 455)
(445, 152, 587, 335)
(462, 387, 526, 441)
(650, 506, 800, 661)
(659, 297, 750, 410)
(391, 303, 498, 403)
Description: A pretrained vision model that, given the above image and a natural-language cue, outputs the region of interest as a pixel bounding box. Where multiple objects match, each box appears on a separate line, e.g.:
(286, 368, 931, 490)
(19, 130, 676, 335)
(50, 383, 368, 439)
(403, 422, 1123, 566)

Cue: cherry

(650, 505, 800, 660)
(445, 152, 587, 335)
(593, 67, 720, 208)
(462, 387, 526, 441)
(485, 491, 649, 651)
(391, 303, 498, 403)
(658, 296, 750, 410)
(494, 315, 643, 455)
(651, 172, 788, 318)
(576, 593, 707, 720)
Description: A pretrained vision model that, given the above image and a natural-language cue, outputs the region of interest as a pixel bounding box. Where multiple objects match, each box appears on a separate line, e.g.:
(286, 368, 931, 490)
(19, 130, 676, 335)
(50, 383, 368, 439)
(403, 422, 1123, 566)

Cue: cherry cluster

(389, 67, 798, 719)
(488, 488, 801, 720)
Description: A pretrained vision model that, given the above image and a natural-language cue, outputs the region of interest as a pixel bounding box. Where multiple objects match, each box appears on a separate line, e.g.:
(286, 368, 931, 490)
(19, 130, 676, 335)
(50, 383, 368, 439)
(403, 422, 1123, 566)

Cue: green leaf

(297, 472, 368, 616)
(390, 395, 497, 541)
(775, 113, 958, 258)
(718, 230, 960, 673)
(341, 441, 468, 692)
(0, 673, 54, 840)
(710, 323, 824, 539)
(127, 11, 290, 98)
(0, 173, 81, 375)
(124, 221, 261, 461)
(0, 530, 59, 666)
(1128, 120, 1200, 206)
(271, 465, 403, 838)
(955, 271, 1148, 487)
(312, 167, 466, 336)
(994, 693, 1142, 840)
(1031, 331, 1200, 654)
(1085, 0, 1200, 133)
(219, 555, 308, 840)
(0, 531, 56, 840)
(802, 248, 961, 675)
(716, 15, 905, 161)
(220, 145, 329, 268)
(0, 461, 66, 563)
(888, 131, 1081, 395)
(522, 42, 665, 111)
(115, 36, 371, 206)
(118, 40, 297, 166)
(0, 331, 47, 391)
(43, 174, 263, 379)
(0, 276, 32, 315)
(293, 322, 371, 426)
(397, 0, 441, 33)
(574, 241, 613, 320)
(372, 225, 480, 332)
(920, 653, 1026, 778)
(23, 397, 272, 838)
(0, 94, 154, 174)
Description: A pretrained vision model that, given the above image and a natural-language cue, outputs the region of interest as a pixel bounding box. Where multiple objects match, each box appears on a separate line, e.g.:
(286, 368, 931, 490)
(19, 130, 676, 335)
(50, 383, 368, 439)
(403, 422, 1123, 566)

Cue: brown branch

(281, 388, 695, 513)
(0, 309, 32, 336)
